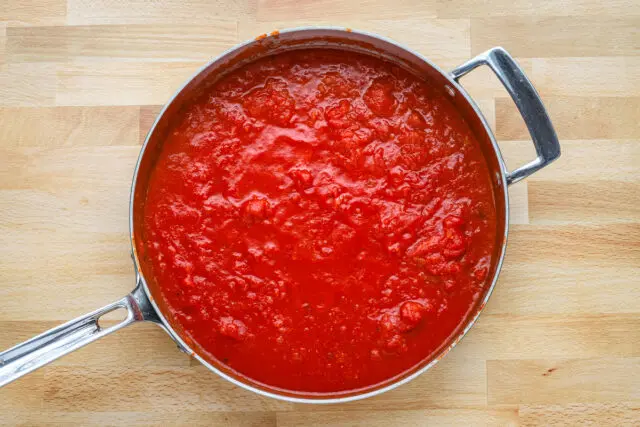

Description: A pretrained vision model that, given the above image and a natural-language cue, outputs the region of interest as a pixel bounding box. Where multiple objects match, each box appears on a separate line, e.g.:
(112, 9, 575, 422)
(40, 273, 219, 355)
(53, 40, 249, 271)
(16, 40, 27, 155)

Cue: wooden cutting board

(1, 1, 638, 425)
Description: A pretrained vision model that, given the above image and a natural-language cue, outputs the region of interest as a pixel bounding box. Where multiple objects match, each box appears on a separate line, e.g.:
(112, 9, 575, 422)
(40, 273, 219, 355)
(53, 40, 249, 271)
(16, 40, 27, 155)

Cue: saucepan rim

(129, 26, 510, 403)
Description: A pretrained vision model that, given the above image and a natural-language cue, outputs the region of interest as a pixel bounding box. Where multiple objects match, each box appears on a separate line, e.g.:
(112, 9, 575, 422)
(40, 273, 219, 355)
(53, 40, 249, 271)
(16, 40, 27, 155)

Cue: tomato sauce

(138, 49, 497, 393)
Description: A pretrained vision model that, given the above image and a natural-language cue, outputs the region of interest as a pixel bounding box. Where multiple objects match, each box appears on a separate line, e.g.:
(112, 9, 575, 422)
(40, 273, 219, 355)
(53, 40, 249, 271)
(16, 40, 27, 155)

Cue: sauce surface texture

(139, 49, 497, 393)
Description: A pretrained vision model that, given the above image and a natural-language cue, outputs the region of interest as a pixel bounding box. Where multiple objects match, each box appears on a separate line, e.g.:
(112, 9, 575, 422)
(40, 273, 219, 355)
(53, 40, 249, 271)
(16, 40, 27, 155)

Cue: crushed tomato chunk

(139, 49, 497, 394)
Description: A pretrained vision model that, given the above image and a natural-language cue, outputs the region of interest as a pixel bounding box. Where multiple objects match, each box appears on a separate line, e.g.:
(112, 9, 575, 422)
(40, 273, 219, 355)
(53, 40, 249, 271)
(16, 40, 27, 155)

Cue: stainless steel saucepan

(0, 27, 560, 403)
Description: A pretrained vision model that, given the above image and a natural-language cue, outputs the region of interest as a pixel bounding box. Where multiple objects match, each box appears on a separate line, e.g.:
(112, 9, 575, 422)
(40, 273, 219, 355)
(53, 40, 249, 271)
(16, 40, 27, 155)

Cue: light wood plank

(1, 0, 66, 26)
(55, 61, 203, 106)
(0, 106, 139, 147)
(507, 224, 640, 267)
(41, 366, 293, 412)
(0, 23, 6, 66)
(436, 0, 640, 17)
(238, 19, 470, 60)
(6, 24, 238, 63)
(461, 313, 640, 359)
(293, 350, 487, 411)
(0, 411, 277, 427)
(488, 224, 640, 315)
(256, 0, 437, 21)
(0, 62, 56, 106)
(496, 97, 640, 140)
(441, 58, 534, 99)
(277, 408, 519, 426)
(499, 139, 640, 183)
(0, 232, 133, 321)
(474, 98, 495, 131)
(139, 105, 164, 143)
(487, 358, 640, 405)
(492, 263, 640, 315)
(0, 321, 188, 367)
(66, 0, 255, 25)
(0, 146, 140, 191)
(532, 57, 640, 98)
(0, 274, 135, 322)
(528, 181, 640, 224)
(471, 17, 640, 57)
(0, 370, 46, 410)
(508, 183, 529, 225)
(519, 402, 640, 427)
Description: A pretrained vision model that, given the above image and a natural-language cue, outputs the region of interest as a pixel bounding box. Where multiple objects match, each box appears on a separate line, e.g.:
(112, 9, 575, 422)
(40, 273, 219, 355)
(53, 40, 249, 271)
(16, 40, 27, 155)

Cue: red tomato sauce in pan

(139, 49, 497, 393)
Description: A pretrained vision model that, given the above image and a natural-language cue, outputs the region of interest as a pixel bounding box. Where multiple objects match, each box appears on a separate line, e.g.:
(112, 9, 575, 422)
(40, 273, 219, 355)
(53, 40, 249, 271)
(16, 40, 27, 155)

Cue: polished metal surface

(0, 285, 146, 387)
(0, 27, 560, 402)
(451, 47, 561, 184)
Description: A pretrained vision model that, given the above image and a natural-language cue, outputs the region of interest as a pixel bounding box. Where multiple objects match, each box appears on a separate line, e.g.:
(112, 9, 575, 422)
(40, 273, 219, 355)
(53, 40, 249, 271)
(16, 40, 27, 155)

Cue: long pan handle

(0, 284, 157, 387)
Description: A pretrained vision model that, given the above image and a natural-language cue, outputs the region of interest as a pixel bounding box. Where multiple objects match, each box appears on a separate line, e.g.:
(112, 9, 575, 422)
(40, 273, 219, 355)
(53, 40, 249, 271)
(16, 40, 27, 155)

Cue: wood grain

(487, 358, 640, 405)
(530, 57, 640, 97)
(256, 0, 437, 21)
(6, 24, 238, 63)
(0, 23, 6, 66)
(0, 410, 278, 427)
(435, 0, 640, 17)
(56, 62, 204, 106)
(471, 17, 640, 57)
(0, 106, 139, 147)
(276, 408, 520, 426)
(0, 1, 638, 425)
(0, 63, 56, 106)
(238, 18, 471, 60)
(2, 0, 66, 26)
(496, 97, 640, 140)
(500, 139, 639, 182)
(519, 403, 640, 427)
(66, 0, 255, 25)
